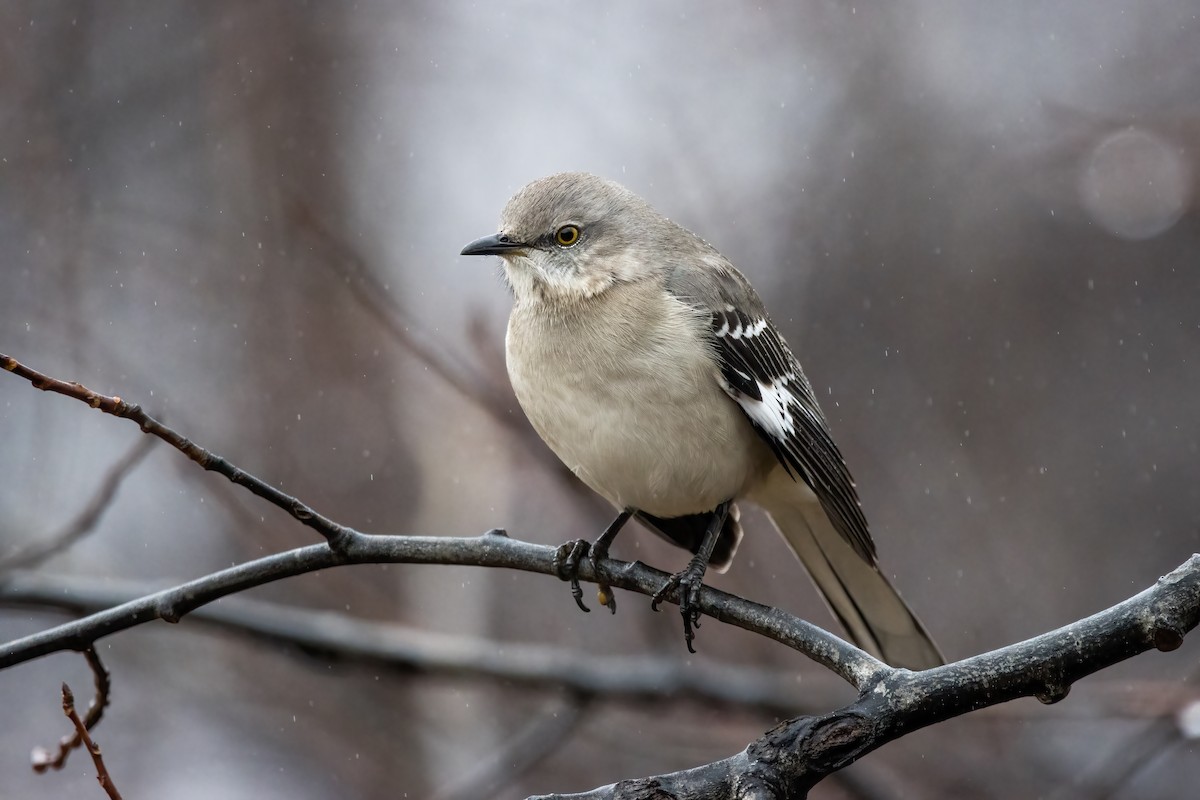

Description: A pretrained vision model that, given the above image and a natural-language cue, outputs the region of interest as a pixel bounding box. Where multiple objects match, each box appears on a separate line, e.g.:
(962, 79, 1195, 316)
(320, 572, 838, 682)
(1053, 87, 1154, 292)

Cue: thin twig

(60, 681, 123, 800)
(0, 437, 155, 574)
(1, 353, 353, 550)
(31, 649, 113, 773)
(80, 649, 112, 738)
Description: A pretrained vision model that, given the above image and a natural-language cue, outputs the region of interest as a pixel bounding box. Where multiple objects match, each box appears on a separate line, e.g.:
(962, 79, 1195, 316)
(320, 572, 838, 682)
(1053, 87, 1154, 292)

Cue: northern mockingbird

(461, 172, 943, 669)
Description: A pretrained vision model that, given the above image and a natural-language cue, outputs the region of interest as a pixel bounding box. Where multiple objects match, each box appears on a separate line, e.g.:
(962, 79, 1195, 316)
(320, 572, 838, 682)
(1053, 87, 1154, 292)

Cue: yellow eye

(555, 225, 581, 247)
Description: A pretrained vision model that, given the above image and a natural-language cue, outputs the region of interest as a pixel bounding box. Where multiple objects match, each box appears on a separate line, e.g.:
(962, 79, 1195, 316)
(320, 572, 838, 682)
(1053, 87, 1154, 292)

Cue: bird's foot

(553, 539, 593, 613)
(651, 553, 709, 653)
(553, 510, 633, 615)
(553, 537, 618, 615)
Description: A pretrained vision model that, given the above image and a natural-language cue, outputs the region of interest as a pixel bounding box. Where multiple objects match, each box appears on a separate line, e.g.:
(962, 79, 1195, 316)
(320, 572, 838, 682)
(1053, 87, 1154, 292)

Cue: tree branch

(0, 571, 843, 713)
(8, 571, 1181, 725)
(31, 649, 113, 773)
(59, 679, 123, 800)
(0, 352, 879, 685)
(527, 554, 1200, 799)
(0, 530, 878, 686)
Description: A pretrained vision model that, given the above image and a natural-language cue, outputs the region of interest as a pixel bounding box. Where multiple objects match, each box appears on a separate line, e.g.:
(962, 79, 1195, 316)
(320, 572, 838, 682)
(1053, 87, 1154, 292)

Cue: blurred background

(1, 2, 1199, 797)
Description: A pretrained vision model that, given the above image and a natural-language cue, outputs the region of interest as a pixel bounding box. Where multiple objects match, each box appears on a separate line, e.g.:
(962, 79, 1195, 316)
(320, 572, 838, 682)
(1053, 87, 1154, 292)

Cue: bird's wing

(665, 261, 877, 564)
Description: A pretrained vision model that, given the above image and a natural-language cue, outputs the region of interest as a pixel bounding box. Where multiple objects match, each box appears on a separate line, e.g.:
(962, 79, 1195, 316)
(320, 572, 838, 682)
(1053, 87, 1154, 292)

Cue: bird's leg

(553, 508, 633, 614)
(651, 500, 731, 653)
(588, 508, 631, 614)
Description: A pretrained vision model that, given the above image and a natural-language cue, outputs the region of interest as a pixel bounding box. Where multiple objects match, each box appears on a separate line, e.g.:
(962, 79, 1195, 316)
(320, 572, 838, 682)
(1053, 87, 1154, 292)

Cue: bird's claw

(554, 538, 620, 614)
(651, 556, 708, 653)
(596, 582, 617, 614)
(554, 539, 592, 613)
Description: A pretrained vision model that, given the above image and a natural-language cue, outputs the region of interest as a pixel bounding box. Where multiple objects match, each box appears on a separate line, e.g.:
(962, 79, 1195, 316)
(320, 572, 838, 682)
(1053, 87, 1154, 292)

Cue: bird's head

(461, 172, 670, 304)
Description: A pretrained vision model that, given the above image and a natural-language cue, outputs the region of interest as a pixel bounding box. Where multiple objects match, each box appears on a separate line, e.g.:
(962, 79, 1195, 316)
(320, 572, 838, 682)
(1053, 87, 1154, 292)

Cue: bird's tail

(761, 488, 943, 670)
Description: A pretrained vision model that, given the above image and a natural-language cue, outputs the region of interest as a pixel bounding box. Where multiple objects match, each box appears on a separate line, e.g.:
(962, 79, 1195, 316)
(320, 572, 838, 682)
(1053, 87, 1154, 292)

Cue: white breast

(505, 283, 773, 518)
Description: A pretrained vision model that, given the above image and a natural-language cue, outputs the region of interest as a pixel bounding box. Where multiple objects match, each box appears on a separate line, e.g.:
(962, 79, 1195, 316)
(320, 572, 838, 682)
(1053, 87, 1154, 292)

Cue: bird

(461, 172, 943, 669)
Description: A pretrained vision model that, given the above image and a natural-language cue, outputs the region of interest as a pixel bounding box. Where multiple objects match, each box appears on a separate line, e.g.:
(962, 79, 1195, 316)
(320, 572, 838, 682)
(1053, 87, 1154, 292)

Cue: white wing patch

(724, 372, 798, 442)
(715, 309, 769, 341)
(730, 317, 768, 340)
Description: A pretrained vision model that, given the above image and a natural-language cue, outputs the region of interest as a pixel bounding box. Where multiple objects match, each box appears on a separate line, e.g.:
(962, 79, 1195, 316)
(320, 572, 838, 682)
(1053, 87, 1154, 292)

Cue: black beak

(460, 233, 526, 256)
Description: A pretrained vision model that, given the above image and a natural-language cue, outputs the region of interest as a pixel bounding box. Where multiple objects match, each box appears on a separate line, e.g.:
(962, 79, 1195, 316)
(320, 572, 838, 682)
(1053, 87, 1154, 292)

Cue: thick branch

(0, 530, 878, 686)
(529, 554, 1200, 799)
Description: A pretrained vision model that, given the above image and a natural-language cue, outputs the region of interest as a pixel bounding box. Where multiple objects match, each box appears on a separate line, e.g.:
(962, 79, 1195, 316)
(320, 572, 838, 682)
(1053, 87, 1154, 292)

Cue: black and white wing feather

(667, 262, 877, 564)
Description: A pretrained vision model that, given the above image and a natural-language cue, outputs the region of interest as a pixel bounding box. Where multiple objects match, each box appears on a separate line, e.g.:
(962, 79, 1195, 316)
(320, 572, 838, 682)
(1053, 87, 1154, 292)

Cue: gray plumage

(462, 172, 942, 669)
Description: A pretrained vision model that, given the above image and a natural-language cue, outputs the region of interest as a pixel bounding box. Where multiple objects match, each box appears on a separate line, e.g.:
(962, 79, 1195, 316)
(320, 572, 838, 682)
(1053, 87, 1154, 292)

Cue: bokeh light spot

(1079, 127, 1191, 241)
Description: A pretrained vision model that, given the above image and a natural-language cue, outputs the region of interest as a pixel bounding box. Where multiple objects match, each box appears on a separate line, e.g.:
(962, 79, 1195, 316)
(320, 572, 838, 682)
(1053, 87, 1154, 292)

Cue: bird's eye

(554, 225, 581, 247)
